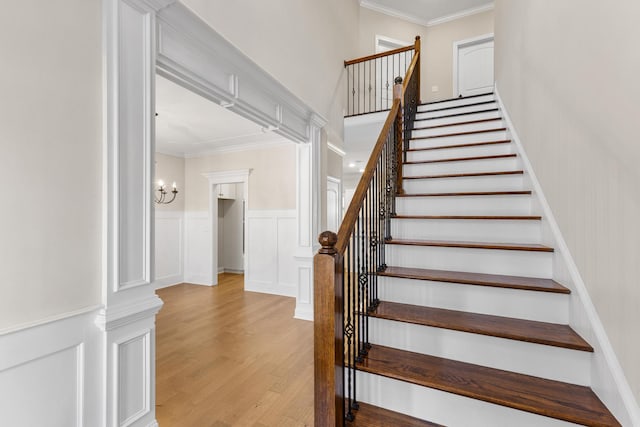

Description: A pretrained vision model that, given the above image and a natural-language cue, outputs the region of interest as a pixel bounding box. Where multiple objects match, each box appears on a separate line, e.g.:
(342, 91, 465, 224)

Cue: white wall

(0, 0, 102, 331)
(494, 0, 640, 405)
(180, 0, 360, 144)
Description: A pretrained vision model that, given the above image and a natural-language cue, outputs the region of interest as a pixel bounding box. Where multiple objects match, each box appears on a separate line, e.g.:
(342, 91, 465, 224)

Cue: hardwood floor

(156, 274, 313, 426)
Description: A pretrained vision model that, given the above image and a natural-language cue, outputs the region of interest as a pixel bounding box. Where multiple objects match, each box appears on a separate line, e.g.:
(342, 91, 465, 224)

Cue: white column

(99, 1, 174, 426)
(294, 114, 326, 320)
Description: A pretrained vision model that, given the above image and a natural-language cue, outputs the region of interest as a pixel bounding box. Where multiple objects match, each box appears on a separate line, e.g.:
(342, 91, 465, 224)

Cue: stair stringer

(494, 85, 640, 427)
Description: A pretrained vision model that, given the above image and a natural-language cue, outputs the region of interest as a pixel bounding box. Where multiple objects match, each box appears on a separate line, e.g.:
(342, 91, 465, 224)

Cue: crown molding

(359, 1, 494, 28)
(427, 3, 494, 27)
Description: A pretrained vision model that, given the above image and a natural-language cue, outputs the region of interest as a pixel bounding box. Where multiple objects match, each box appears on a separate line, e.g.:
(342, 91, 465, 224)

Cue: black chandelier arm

(154, 186, 178, 204)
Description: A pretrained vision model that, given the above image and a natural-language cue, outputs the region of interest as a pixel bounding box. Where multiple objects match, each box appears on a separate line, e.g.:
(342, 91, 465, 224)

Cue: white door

(455, 36, 494, 97)
(327, 177, 341, 233)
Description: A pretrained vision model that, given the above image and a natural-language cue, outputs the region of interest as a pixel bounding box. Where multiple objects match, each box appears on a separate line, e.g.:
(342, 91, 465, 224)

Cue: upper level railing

(344, 36, 420, 117)
(314, 44, 421, 426)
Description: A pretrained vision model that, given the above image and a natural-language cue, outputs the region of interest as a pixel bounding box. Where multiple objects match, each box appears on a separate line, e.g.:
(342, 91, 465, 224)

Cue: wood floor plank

(371, 301, 592, 351)
(347, 402, 443, 427)
(357, 345, 620, 427)
(392, 215, 542, 220)
(156, 274, 313, 426)
(379, 266, 568, 293)
(387, 238, 554, 252)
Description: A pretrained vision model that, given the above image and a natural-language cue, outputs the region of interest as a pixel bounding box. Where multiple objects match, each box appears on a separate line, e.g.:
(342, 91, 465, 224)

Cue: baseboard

(183, 274, 213, 286)
(294, 305, 313, 322)
(220, 268, 244, 275)
(153, 274, 184, 290)
(244, 280, 296, 298)
(494, 85, 640, 426)
(0, 306, 102, 426)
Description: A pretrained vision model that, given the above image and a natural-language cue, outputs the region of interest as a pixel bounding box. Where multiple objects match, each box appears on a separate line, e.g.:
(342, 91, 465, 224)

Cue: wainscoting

(245, 210, 297, 297)
(154, 211, 184, 289)
(183, 211, 211, 286)
(0, 308, 102, 426)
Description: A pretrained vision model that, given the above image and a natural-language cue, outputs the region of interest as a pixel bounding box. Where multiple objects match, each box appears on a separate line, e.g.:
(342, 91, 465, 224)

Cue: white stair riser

(390, 218, 540, 244)
(386, 245, 553, 278)
(412, 120, 505, 139)
(404, 157, 519, 175)
(417, 94, 495, 112)
(402, 174, 524, 194)
(406, 142, 513, 162)
(378, 276, 569, 323)
(416, 102, 498, 120)
(395, 194, 532, 215)
(356, 372, 581, 427)
(369, 318, 589, 385)
(410, 130, 508, 149)
(414, 110, 501, 127)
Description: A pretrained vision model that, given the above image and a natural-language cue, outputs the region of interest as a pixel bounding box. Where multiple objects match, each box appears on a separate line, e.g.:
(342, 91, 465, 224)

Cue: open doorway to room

(152, 73, 312, 425)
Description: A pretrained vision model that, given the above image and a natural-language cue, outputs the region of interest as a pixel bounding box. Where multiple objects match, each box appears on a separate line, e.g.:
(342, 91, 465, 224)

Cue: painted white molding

(183, 211, 212, 286)
(327, 142, 346, 157)
(182, 138, 290, 159)
(375, 34, 412, 53)
(452, 33, 494, 98)
(359, 1, 494, 28)
(0, 307, 102, 427)
(427, 3, 494, 27)
(95, 295, 163, 332)
(155, 2, 326, 145)
(154, 211, 184, 289)
(203, 170, 251, 286)
(245, 210, 297, 298)
(494, 86, 640, 426)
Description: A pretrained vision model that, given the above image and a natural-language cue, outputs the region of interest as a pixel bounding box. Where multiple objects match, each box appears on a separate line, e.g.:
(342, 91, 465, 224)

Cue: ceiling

(155, 75, 288, 158)
(360, 0, 493, 26)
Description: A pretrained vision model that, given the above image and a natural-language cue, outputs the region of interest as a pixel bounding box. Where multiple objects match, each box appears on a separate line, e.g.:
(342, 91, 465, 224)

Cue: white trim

(360, 0, 494, 28)
(494, 86, 640, 426)
(203, 170, 251, 286)
(375, 34, 412, 53)
(327, 142, 346, 157)
(114, 329, 151, 427)
(0, 304, 103, 336)
(452, 33, 494, 98)
(427, 3, 494, 27)
(182, 139, 290, 159)
(95, 295, 164, 332)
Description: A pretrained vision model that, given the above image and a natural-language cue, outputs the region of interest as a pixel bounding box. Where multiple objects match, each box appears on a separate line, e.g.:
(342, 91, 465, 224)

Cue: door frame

(203, 169, 250, 286)
(452, 33, 494, 97)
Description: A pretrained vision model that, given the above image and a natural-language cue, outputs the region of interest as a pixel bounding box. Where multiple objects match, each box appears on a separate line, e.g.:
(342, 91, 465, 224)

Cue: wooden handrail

(344, 45, 414, 66)
(402, 51, 420, 98)
(344, 35, 420, 67)
(335, 99, 400, 254)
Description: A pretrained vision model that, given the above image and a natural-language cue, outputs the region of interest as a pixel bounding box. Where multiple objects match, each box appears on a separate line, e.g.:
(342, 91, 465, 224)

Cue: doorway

(453, 34, 495, 97)
(326, 176, 341, 232)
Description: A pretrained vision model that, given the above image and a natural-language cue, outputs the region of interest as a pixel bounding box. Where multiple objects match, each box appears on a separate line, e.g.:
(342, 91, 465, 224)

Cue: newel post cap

(318, 231, 338, 255)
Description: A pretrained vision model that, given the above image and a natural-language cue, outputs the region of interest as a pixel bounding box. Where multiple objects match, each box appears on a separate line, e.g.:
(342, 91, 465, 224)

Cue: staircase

(340, 93, 621, 426)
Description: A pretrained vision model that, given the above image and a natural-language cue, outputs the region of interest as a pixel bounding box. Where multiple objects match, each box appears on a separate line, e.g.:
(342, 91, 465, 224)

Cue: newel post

(394, 77, 404, 196)
(314, 231, 344, 427)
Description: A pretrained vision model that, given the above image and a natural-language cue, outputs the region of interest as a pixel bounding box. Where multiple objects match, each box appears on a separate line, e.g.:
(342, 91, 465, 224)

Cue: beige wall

(358, 8, 494, 102)
(0, 0, 102, 329)
(495, 0, 640, 403)
(184, 143, 296, 212)
(181, 0, 360, 144)
(155, 153, 185, 212)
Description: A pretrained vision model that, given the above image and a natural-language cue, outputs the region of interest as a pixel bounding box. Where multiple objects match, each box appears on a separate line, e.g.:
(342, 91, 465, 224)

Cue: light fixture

(155, 180, 178, 204)
(359, 168, 365, 173)
(348, 162, 356, 168)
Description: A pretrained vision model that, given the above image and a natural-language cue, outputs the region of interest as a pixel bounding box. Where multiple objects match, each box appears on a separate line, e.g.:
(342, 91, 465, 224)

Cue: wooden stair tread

(407, 140, 511, 152)
(393, 215, 542, 221)
(387, 238, 554, 252)
(415, 107, 500, 122)
(405, 153, 516, 165)
(411, 127, 506, 141)
(357, 345, 619, 427)
(404, 170, 523, 180)
(371, 301, 591, 351)
(420, 92, 493, 106)
(347, 402, 443, 427)
(413, 117, 502, 131)
(418, 99, 496, 114)
(379, 266, 568, 293)
(397, 190, 531, 197)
